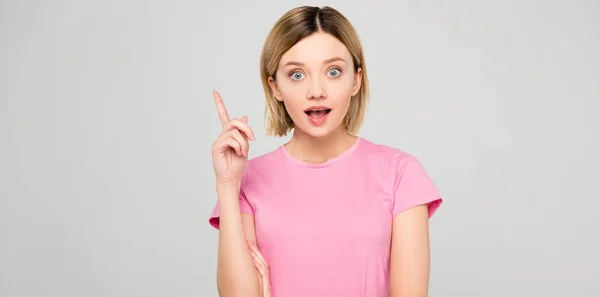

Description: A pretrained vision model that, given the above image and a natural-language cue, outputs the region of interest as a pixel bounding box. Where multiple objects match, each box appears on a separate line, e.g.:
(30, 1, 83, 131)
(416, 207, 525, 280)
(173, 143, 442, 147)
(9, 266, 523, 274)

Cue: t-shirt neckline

(279, 137, 362, 168)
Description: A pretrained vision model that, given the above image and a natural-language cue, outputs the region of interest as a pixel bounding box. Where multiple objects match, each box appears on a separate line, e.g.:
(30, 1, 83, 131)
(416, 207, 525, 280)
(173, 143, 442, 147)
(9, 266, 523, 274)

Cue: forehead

(279, 32, 352, 66)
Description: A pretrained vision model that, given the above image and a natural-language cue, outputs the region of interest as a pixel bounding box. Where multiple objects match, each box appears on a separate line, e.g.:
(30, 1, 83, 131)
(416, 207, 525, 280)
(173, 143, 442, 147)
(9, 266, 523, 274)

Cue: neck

(285, 126, 358, 164)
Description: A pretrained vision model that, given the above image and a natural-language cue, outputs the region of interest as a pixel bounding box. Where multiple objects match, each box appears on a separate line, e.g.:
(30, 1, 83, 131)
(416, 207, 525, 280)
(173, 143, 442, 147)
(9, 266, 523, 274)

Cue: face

(268, 32, 362, 138)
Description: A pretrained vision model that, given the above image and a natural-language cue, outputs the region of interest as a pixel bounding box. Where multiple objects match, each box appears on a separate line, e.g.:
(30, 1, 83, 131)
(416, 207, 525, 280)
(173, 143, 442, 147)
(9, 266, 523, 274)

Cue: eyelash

(289, 67, 343, 81)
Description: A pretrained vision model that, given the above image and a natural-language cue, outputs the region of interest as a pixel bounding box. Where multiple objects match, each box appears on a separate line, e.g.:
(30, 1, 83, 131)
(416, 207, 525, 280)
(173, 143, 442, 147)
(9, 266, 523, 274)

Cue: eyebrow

(283, 56, 346, 67)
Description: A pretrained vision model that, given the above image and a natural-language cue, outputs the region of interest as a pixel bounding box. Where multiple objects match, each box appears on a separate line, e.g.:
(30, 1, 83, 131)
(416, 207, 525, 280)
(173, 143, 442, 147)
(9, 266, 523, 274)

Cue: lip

(304, 105, 331, 112)
(304, 107, 331, 126)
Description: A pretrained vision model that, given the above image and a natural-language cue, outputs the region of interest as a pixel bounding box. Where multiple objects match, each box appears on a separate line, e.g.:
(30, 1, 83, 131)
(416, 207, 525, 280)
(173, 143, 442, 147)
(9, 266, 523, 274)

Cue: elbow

(216, 279, 261, 297)
(218, 289, 261, 297)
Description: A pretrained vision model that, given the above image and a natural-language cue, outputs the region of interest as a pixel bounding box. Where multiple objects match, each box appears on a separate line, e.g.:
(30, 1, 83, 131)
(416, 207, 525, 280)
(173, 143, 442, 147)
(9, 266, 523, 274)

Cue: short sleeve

(208, 168, 255, 230)
(392, 154, 443, 218)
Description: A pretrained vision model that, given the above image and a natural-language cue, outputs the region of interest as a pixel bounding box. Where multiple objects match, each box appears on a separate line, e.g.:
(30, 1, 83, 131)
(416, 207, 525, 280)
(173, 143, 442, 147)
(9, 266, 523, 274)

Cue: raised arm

(211, 90, 261, 297)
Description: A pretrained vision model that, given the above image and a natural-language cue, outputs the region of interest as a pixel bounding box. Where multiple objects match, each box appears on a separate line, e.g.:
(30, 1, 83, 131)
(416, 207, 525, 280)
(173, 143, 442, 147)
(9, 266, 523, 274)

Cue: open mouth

(304, 108, 332, 118)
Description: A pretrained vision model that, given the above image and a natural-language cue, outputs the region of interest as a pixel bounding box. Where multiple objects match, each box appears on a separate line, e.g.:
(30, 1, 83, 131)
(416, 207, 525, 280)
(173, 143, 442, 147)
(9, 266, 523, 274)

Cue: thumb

(242, 116, 248, 123)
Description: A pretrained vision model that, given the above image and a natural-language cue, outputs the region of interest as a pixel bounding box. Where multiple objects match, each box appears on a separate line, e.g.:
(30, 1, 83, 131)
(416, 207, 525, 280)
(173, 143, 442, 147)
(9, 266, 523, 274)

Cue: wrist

(216, 179, 241, 193)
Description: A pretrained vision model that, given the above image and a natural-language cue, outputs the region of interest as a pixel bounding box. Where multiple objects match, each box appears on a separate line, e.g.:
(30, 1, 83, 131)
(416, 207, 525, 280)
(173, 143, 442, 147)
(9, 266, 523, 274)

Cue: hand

(248, 241, 271, 297)
(211, 90, 256, 185)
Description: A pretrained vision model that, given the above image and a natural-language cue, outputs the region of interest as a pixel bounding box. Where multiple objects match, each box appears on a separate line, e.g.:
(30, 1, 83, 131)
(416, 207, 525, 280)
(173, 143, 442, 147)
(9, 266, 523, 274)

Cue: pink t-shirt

(209, 137, 443, 297)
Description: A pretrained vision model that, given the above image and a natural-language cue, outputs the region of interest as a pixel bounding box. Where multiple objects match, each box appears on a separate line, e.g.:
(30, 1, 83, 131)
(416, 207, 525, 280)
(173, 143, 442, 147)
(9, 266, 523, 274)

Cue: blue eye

(290, 71, 304, 81)
(328, 68, 342, 77)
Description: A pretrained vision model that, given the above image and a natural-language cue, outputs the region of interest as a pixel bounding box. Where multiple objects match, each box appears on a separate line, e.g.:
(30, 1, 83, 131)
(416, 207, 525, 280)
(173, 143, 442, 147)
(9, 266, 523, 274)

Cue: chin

(294, 123, 341, 139)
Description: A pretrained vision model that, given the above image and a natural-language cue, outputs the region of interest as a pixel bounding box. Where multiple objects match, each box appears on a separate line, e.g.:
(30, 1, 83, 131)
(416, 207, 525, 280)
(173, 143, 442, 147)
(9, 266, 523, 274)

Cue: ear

(351, 67, 363, 96)
(268, 76, 283, 102)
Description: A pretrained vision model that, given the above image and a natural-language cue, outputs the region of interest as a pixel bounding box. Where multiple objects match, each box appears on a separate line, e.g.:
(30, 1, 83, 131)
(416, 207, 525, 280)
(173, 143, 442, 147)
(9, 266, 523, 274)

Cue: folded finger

(223, 137, 242, 157)
(252, 254, 267, 275)
(248, 243, 269, 270)
(225, 118, 256, 141)
(250, 244, 268, 267)
(229, 129, 248, 157)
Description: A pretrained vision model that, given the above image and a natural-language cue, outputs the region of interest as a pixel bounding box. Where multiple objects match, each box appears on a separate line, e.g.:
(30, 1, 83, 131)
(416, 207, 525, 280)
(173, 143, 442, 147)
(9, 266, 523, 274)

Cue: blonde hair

(260, 6, 370, 137)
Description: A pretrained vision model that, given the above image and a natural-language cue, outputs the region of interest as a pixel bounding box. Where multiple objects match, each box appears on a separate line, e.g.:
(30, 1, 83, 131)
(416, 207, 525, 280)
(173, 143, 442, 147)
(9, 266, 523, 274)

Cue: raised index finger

(212, 90, 230, 127)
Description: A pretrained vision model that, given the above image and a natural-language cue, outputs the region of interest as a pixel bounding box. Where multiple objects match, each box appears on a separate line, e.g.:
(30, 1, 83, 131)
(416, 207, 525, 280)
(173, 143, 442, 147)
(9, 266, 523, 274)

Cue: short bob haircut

(260, 6, 370, 137)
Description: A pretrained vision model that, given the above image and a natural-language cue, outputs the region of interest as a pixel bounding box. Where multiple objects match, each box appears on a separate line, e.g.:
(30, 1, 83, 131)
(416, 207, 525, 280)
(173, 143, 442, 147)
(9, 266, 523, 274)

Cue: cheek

(327, 79, 355, 103)
(278, 81, 302, 97)
(278, 83, 306, 111)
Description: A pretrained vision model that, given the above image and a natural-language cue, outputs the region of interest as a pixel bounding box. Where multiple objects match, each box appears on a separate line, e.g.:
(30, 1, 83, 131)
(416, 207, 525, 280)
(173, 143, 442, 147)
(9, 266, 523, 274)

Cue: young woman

(208, 6, 443, 297)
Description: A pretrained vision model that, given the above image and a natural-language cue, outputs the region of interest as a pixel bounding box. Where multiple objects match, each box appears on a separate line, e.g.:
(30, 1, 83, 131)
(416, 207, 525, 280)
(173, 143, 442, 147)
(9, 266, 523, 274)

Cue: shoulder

(247, 146, 282, 170)
(240, 146, 283, 185)
(357, 137, 420, 168)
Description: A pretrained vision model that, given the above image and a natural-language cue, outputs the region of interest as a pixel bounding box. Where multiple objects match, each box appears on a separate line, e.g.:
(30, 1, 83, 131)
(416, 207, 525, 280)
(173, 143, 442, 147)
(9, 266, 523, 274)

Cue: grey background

(1, 0, 599, 296)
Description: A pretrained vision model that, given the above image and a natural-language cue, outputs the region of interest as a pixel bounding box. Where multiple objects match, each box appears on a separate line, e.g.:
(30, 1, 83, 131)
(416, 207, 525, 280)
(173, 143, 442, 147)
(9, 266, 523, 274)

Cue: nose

(306, 76, 327, 100)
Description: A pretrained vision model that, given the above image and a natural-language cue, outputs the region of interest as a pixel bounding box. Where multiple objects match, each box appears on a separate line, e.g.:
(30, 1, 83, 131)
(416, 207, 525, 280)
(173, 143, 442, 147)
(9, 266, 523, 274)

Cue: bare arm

(216, 183, 261, 297)
(389, 204, 431, 297)
(210, 90, 261, 297)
